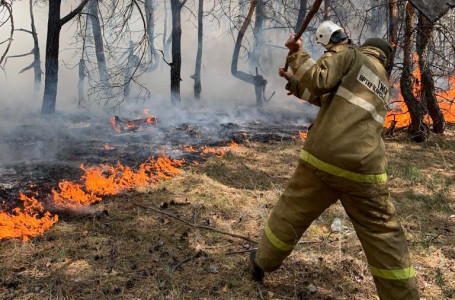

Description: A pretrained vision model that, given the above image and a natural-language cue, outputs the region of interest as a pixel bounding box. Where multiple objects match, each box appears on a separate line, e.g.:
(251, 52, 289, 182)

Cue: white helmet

(315, 21, 343, 47)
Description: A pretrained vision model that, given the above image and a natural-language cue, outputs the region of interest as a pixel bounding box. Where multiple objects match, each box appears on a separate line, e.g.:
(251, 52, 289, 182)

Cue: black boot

(250, 250, 265, 282)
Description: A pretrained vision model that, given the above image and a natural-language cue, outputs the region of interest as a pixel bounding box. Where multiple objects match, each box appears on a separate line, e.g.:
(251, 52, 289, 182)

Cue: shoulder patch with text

(357, 65, 389, 103)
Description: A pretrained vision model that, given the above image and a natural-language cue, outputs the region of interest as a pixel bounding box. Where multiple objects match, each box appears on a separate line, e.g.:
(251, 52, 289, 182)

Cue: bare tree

(163, 0, 172, 63)
(295, 0, 308, 32)
(42, 0, 90, 115)
(231, 0, 273, 109)
(3, 0, 42, 94)
(145, 0, 159, 70)
(400, 2, 428, 142)
(416, 13, 445, 133)
(386, 0, 399, 77)
(88, 0, 110, 89)
(191, 0, 203, 99)
(249, 0, 265, 74)
(169, 0, 188, 104)
(0, 0, 14, 66)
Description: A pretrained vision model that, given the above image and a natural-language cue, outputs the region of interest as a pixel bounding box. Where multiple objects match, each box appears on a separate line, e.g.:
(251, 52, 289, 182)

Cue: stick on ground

(133, 202, 258, 244)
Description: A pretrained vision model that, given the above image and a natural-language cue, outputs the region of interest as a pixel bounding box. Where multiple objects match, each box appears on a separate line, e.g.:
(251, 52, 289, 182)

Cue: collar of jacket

(359, 46, 388, 67)
(325, 39, 350, 53)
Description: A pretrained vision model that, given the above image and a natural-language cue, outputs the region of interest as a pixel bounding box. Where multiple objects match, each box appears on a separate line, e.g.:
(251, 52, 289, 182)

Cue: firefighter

(250, 35, 420, 299)
(282, 21, 353, 105)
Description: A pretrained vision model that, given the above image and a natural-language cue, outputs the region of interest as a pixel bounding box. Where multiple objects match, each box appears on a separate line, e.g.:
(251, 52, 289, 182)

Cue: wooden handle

(283, 0, 324, 71)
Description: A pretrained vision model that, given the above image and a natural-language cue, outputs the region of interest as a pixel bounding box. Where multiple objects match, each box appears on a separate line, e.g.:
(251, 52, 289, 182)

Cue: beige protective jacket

(286, 40, 352, 106)
(287, 46, 390, 182)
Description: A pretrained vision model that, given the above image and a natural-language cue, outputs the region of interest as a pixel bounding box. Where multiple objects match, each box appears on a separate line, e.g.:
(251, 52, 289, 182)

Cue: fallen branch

(225, 249, 256, 256)
(133, 202, 257, 244)
(171, 250, 203, 272)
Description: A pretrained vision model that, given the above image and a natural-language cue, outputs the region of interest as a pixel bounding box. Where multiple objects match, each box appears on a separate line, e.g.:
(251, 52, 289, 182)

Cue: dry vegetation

(1, 127, 454, 300)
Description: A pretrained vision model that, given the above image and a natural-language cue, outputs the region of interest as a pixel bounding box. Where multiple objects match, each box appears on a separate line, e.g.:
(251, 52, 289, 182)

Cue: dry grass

(1, 128, 454, 300)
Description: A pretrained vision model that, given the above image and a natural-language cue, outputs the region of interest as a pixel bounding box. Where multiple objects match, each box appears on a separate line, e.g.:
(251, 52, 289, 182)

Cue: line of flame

(1, 155, 184, 241)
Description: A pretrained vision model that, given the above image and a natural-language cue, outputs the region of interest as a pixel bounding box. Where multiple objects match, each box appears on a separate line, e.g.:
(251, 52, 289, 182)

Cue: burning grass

(0, 194, 58, 241)
(385, 55, 455, 129)
(0, 128, 454, 299)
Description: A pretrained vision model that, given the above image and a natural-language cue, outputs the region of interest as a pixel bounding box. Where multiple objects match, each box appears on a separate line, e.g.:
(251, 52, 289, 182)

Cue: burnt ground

(0, 110, 454, 299)
(0, 108, 310, 210)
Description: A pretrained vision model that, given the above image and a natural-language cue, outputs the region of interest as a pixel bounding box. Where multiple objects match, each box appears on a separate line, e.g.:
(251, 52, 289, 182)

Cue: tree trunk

(145, 0, 159, 71)
(41, 0, 89, 114)
(251, 0, 266, 107)
(78, 58, 85, 106)
(42, 1, 62, 115)
(231, 0, 257, 85)
(295, 0, 307, 32)
(192, 0, 203, 99)
(324, 0, 331, 21)
(29, 0, 42, 93)
(163, 0, 170, 61)
(170, 0, 185, 104)
(250, 0, 265, 74)
(386, 0, 398, 77)
(400, 3, 428, 142)
(417, 13, 445, 133)
(123, 42, 140, 98)
(88, 0, 110, 87)
(231, 0, 267, 109)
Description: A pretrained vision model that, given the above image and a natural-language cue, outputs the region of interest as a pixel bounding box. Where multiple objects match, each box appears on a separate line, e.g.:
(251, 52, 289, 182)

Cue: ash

(0, 105, 314, 207)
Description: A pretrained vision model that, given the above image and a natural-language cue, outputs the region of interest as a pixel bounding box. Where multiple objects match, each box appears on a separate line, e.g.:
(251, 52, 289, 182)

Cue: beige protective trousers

(255, 161, 419, 300)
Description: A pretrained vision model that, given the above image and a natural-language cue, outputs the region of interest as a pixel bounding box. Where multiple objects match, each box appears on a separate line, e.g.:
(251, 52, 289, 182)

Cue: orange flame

(182, 145, 226, 157)
(182, 145, 196, 152)
(49, 156, 185, 209)
(385, 54, 455, 128)
(292, 131, 307, 141)
(437, 77, 455, 124)
(52, 181, 101, 209)
(126, 121, 139, 130)
(0, 194, 58, 241)
(230, 141, 239, 148)
(104, 143, 114, 150)
(201, 146, 225, 157)
(82, 156, 183, 197)
(2, 154, 185, 239)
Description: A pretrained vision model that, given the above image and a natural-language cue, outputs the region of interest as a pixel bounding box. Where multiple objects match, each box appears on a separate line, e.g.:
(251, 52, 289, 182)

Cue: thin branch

(3, 49, 34, 68)
(158, 49, 172, 66)
(19, 62, 34, 74)
(60, 0, 90, 26)
(171, 250, 202, 272)
(133, 202, 257, 244)
(0, 1, 14, 65)
(15, 28, 33, 34)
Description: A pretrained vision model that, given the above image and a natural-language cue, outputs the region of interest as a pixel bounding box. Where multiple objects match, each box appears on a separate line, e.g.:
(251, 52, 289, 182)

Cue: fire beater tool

(283, 0, 323, 72)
